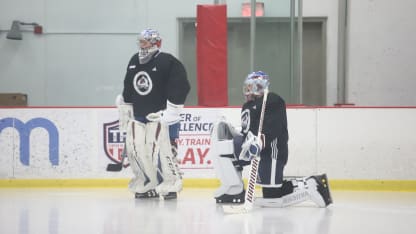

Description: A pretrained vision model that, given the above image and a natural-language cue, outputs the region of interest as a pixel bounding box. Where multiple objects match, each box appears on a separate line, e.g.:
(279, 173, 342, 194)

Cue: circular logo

(133, 71, 153, 95)
(241, 109, 250, 134)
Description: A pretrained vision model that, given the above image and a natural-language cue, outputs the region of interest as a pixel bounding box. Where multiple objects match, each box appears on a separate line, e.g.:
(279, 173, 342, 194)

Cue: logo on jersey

(241, 109, 250, 134)
(133, 71, 153, 95)
(103, 120, 125, 164)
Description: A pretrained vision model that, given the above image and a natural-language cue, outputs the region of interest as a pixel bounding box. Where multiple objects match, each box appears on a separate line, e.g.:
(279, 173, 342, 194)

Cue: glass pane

(227, 0, 295, 105)
(178, 0, 300, 106)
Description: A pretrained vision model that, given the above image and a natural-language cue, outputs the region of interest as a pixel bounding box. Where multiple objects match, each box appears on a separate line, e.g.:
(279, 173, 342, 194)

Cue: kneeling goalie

(210, 71, 332, 208)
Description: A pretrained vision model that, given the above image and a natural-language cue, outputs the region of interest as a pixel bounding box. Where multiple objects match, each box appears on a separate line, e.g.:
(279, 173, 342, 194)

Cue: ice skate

(155, 178, 182, 199)
(135, 189, 159, 199)
(215, 190, 245, 204)
(307, 174, 333, 207)
(162, 192, 178, 200)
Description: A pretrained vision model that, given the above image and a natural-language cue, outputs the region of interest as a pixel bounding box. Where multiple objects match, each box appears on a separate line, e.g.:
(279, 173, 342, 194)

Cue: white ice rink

(1, 188, 415, 234)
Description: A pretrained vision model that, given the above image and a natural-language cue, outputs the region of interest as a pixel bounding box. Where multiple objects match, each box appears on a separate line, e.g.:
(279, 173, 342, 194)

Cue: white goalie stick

(222, 88, 269, 214)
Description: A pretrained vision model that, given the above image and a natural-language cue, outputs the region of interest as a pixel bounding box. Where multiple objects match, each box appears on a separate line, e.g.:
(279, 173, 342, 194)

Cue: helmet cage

(138, 29, 162, 60)
(243, 71, 270, 97)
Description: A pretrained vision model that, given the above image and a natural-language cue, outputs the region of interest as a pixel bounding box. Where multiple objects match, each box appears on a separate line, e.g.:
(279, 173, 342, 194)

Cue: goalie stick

(106, 144, 127, 172)
(222, 88, 269, 214)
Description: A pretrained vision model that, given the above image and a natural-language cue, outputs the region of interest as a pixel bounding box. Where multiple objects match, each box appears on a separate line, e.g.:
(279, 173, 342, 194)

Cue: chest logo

(241, 109, 250, 134)
(133, 71, 153, 95)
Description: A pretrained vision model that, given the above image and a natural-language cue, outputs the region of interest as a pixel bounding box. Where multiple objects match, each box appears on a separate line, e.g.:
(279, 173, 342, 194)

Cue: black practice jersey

(122, 51, 190, 117)
(241, 92, 289, 151)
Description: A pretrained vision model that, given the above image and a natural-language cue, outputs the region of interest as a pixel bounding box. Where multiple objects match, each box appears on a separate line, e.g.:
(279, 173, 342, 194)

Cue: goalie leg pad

(210, 121, 244, 202)
(256, 179, 309, 208)
(154, 123, 183, 196)
(306, 173, 333, 207)
(255, 175, 333, 207)
(125, 120, 158, 194)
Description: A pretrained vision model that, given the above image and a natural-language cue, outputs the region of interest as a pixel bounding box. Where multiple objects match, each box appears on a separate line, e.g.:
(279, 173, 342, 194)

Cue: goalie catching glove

(240, 131, 265, 161)
(146, 100, 183, 125)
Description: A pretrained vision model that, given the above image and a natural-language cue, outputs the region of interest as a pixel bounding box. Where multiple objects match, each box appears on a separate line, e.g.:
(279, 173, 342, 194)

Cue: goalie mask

(138, 29, 162, 64)
(243, 71, 270, 101)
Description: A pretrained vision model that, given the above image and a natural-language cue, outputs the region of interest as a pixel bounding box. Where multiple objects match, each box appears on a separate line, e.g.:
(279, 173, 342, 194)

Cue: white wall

(347, 0, 416, 105)
(0, 0, 415, 106)
(1, 107, 415, 180)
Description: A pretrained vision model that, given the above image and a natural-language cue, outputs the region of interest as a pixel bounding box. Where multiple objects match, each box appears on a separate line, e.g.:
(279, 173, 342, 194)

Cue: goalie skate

(162, 192, 178, 200)
(215, 190, 245, 204)
(135, 189, 159, 199)
(155, 179, 182, 198)
(308, 174, 333, 207)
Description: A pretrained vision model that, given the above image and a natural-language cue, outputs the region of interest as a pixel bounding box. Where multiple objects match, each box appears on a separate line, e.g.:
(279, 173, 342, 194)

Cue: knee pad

(211, 121, 241, 156)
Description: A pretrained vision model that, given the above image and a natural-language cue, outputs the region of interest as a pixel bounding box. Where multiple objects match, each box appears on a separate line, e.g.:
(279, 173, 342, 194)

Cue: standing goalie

(210, 71, 332, 207)
(116, 28, 190, 199)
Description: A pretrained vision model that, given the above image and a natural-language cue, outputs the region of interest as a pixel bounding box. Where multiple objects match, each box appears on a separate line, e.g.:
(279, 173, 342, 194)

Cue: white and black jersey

(122, 51, 190, 118)
(241, 92, 289, 186)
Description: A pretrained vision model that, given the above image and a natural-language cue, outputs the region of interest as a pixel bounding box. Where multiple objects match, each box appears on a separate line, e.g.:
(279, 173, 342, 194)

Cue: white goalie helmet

(243, 71, 270, 101)
(138, 28, 162, 64)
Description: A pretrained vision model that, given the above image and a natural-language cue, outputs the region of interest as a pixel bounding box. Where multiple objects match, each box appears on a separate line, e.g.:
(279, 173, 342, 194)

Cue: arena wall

(1, 106, 415, 190)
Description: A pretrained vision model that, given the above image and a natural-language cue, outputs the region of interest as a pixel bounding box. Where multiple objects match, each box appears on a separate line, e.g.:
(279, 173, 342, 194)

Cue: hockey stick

(106, 144, 127, 171)
(223, 88, 269, 214)
(107, 103, 133, 172)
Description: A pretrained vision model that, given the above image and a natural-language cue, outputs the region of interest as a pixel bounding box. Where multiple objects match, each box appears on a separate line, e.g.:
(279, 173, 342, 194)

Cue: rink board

(0, 107, 415, 190)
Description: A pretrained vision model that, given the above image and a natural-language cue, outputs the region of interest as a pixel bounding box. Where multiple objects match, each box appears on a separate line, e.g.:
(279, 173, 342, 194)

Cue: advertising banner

(0, 107, 240, 179)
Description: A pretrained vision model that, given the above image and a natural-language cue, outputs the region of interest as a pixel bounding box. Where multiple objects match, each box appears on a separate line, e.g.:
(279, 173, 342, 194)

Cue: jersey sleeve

(165, 57, 191, 105)
(122, 54, 137, 103)
(262, 93, 288, 147)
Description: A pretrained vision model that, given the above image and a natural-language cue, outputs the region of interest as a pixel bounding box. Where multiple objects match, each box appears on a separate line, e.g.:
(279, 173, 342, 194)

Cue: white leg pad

(255, 177, 315, 208)
(306, 177, 327, 207)
(213, 154, 244, 197)
(125, 120, 158, 193)
(255, 188, 310, 208)
(216, 139, 235, 155)
(155, 123, 183, 195)
(210, 121, 244, 198)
